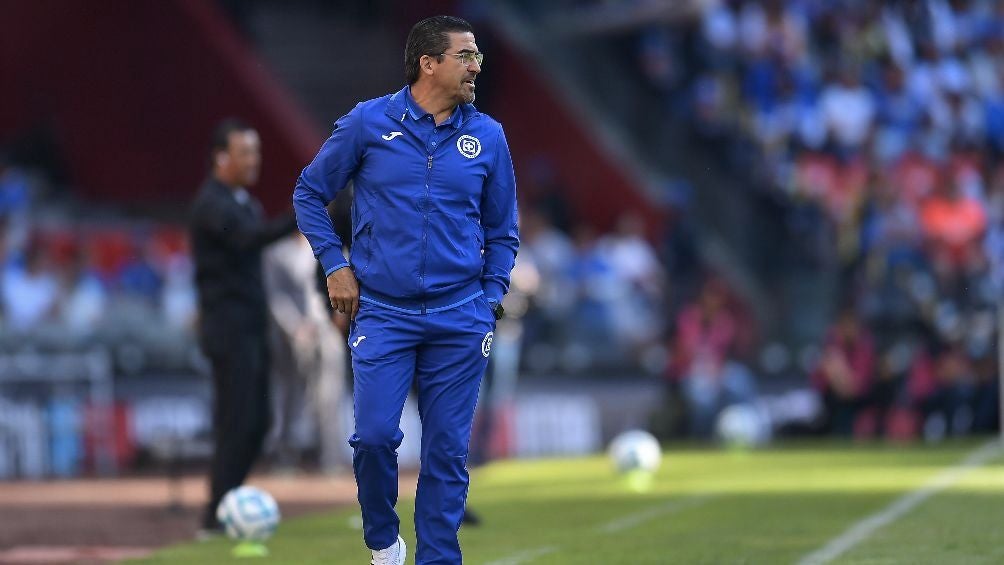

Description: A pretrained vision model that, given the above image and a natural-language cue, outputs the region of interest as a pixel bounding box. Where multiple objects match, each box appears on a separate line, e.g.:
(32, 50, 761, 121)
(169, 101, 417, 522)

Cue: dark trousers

(201, 327, 272, 528)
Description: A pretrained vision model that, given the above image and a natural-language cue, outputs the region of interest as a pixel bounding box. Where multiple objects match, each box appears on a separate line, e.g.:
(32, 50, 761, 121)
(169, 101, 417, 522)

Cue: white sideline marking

(797, 441, 1001, 565)
(485, 495, 712, 564)
(597, 495, 714, 534)
(483, 546, 558, 565)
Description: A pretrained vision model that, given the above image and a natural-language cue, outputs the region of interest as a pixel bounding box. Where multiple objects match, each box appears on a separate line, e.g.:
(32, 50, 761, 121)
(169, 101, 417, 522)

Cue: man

(264, 231, 348, 474)
(190, 119, 296, 535)
(292, 15, 518, 564)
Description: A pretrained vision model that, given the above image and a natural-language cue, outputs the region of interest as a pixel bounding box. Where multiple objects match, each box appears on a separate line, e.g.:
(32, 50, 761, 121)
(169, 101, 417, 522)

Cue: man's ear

(421, 54, 436, 76)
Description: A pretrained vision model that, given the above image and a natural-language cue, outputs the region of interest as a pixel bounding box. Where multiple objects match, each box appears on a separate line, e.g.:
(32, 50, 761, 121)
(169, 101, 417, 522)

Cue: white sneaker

(371, 535, 406, 565)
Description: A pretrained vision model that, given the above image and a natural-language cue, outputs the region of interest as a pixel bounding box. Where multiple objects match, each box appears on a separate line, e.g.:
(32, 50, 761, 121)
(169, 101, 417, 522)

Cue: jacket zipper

(407, 111, 475, 315)
(420, 154, 432, 314)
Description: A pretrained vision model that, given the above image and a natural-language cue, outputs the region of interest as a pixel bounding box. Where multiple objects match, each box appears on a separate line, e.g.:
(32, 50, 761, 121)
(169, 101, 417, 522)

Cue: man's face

(435, 31, 481, 105)
(217, 130, 261, 187)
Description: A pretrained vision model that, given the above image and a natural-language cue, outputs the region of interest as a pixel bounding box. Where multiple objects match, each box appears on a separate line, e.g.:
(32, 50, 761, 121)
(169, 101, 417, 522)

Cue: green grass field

(127, 439, 1004, 564)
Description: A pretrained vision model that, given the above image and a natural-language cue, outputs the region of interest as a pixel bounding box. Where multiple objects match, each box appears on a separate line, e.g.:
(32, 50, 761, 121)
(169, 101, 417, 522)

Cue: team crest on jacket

(457, 135, 482, 159)
(481, 332, 493, 357)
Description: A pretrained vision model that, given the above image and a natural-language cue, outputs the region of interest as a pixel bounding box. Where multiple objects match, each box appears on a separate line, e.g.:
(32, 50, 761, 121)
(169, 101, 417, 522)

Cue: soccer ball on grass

(216, 485, 281, 542)
(608, 429, 662, 474)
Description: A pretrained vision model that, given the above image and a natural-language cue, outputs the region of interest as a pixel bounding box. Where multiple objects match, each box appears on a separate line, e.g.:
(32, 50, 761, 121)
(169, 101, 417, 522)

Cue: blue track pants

(348, 295, 495, 564)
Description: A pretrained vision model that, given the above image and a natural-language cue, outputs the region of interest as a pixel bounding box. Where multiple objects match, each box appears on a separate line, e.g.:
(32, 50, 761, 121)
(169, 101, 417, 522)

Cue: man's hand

(326, 267, 360, 321)
(330, 310, 350, 337)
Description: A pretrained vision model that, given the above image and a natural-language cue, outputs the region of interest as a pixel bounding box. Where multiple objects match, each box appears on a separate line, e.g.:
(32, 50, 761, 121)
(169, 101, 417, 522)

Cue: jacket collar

(384, 85, 479, 128)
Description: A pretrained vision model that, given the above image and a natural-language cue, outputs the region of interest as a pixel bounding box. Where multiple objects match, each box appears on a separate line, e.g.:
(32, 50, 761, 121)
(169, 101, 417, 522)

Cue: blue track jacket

(293, 86, 519, 314)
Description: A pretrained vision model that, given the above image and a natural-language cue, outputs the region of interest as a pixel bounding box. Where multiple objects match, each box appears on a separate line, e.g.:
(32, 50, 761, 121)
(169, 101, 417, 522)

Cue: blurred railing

(0, 349, 113, 478)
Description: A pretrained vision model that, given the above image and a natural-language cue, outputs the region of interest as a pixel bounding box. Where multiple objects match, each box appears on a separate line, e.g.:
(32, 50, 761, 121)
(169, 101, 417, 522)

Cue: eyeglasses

(437, 51, 484, 67)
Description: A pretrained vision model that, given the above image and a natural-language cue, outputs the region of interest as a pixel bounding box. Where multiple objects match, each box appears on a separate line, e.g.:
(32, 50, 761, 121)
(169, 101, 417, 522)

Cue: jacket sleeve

(480, 126, 519, 304)
(193, 192, 296, 251)
(293, 104, 364, 276)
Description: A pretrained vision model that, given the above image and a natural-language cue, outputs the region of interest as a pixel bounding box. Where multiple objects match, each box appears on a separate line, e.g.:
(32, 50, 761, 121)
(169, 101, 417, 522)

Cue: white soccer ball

(608, 429, 662, 474)
(715, 403, 770, 448)
(216, 485, 281, 541)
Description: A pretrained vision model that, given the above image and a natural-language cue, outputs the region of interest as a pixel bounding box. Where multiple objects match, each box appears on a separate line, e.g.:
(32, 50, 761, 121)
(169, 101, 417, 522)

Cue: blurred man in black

(190, 118, 296, 535)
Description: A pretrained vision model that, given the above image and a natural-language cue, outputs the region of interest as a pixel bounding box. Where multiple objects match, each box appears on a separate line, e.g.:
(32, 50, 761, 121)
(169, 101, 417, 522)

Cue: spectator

(599, 211, 665, 350)
(818, 64, 875, 154)
(117, 237, 163, 305)
(669, 277, 756, 437)
(921, 340, 978, 439)
(568, 223, 618, 349)
(873, 61, 925, 163)
(811, 307, 875, 436)
(263, 232, 348, 474)
(920, 172, 987, 269)
(160, 251, 198, 333)
(1, 243, 59, 332)
(56, 246, 107, 336)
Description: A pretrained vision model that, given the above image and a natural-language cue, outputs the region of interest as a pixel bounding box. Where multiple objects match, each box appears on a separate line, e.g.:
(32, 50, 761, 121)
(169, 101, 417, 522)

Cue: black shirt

(189, 177, 296, 327)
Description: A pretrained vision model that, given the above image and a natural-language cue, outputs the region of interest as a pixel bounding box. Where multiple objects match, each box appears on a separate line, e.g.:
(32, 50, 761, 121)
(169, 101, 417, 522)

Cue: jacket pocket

(471, 219, 484, 250)
(351, 219, 373, 276)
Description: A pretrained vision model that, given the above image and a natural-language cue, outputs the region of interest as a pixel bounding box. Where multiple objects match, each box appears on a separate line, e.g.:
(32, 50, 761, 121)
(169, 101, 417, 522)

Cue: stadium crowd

(3, 0, 1004, 448)
(624, 0, 1004, 439)
(0, 160, 672, 377)
(0, 158, 197, 369)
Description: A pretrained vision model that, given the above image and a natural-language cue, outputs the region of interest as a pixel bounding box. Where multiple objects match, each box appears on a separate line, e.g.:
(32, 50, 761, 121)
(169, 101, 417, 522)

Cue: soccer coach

(292, 15, 518, 565)
(190, 119, 297, 535)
